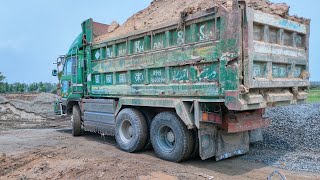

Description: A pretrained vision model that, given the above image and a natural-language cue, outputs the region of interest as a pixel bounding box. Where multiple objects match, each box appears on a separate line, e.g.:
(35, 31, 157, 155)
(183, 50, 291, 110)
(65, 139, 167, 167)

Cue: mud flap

(215, 130, 249, 161)
(198, 123, 217, 160)
(249, 128, 263, 143)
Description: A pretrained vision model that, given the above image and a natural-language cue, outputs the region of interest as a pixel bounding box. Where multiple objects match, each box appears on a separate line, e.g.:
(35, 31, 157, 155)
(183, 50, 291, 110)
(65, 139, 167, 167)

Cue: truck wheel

(139, 109, 156, 150)
(190, 129, 199, 158)
(115, 108, 148, 152)
(150, 112, 194, 162)
(72, 105, 82, 136)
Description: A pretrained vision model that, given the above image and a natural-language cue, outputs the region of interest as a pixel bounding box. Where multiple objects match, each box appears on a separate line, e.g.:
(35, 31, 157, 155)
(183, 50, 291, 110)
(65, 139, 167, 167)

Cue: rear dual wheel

(150, 112, 194, 162)
(115, 108, 148, 152)
(115, 109, 195, 162)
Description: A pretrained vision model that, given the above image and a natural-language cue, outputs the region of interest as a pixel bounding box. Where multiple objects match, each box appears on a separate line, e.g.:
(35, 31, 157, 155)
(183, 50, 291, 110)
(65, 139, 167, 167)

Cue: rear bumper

(220, 109, 270, 133)
(225, 88, 308, 111)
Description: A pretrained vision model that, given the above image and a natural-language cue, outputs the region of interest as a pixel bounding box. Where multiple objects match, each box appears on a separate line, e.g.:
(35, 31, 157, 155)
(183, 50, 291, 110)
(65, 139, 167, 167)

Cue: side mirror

(52, 69, 58, 76)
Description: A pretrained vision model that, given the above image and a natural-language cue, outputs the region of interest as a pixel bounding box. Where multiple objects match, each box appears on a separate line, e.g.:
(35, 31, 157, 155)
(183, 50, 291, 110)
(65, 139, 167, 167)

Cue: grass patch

(307, 89, 320, 103)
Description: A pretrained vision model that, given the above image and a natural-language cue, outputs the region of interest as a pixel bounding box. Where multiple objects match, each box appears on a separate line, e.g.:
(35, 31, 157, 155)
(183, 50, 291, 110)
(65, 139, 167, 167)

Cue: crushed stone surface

(94, 0, 308, 43)
(242, 103, 320, 173)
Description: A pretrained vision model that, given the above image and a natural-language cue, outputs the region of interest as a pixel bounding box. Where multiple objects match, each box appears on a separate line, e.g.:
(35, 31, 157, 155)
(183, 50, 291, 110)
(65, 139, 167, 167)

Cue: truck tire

(72, 105, 82, 136)
(190, 129, 199, 158)
(150, 112, 194, 162)
(115, 108, 148, 153)
(139, 109, 156, 150)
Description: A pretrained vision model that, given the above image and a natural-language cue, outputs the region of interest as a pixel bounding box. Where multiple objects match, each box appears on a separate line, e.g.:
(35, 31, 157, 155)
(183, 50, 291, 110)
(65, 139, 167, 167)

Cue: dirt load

(94, 0, 308, 43)
(0, 93, 68, 130)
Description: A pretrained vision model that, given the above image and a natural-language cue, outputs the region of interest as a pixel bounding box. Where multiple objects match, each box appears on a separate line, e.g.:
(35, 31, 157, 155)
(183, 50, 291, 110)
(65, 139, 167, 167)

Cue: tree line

(0, 72, 57, 94)
(310, 81, 320, 89)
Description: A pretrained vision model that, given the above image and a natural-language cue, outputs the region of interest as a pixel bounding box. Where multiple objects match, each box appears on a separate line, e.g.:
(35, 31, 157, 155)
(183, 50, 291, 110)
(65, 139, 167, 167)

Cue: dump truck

(53, 0, 310, 162)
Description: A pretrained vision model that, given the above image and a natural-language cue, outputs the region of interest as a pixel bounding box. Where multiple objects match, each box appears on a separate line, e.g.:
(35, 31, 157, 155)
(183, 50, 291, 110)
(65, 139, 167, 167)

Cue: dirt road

(0, 128, 318, 180)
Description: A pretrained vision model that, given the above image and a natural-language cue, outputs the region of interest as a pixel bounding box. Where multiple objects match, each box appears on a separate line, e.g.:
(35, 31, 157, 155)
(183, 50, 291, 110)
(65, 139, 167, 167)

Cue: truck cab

(54, 33, 85, 115)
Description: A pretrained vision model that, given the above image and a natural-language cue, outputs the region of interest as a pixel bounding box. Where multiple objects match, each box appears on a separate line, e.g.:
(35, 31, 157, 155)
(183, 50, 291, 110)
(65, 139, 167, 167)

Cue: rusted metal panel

(202, 112, 222, 124)
(220, 109, 270, 133)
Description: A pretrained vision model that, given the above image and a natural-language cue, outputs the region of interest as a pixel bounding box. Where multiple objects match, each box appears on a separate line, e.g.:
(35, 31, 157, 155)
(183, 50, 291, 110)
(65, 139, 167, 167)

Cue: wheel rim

(119, 119, 133, 143)
(157, 125, 175, 153)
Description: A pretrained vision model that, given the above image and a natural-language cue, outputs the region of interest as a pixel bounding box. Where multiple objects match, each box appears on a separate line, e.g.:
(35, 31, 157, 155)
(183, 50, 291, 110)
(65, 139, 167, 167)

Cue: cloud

(0, 37, 28, 51)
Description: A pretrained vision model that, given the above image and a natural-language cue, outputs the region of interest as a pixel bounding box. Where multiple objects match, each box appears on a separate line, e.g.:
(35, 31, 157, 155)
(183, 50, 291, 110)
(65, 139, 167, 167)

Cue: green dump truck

(53, 1, 310, 162)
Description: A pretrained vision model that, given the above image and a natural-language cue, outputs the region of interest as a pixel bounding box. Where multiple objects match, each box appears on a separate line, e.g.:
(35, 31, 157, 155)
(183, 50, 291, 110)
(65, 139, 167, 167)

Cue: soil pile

(94, 0, 307, 43)
(0, 93, 57, 121)
(0, 93, 68, 130)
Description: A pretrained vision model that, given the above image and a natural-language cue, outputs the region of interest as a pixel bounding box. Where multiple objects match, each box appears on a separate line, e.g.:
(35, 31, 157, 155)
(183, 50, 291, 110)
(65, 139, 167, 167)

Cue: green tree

(0, 72, 5, 83)
(0, 72, 6, 93)
(39, 82, 47, 92)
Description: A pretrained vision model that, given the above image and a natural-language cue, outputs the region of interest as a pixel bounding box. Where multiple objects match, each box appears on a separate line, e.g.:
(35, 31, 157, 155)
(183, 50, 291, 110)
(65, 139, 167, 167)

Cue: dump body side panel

(86, 9, 241, 103)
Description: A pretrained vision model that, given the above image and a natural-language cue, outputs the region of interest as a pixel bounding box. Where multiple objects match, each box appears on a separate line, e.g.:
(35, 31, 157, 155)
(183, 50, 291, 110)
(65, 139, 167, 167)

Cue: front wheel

(150, 112, 194, 162)
(72, 105, 82, 136)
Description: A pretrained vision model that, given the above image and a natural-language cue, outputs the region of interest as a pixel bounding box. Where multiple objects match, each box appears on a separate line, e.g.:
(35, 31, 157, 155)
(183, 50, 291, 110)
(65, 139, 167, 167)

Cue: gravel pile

(263, 103, 320, 152)
(242, 103, 320, 173)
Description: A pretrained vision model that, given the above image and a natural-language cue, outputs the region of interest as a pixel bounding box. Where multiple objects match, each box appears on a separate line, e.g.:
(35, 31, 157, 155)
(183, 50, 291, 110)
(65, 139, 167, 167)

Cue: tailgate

(225, 7, 310, 111)
(246, 9, 309, 88)
(242, 8, 309, 106)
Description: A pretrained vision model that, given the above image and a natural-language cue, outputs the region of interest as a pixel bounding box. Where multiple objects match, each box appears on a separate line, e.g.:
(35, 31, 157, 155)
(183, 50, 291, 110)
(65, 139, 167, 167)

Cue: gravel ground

(242, 103, 320, 173)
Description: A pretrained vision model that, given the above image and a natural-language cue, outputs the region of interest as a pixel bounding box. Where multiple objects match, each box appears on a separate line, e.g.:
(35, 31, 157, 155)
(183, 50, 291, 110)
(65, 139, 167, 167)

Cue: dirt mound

(0, 93, 68, 130)
(1, 93, 58, 119)
(94, 0, 307, 43)
(0, 96, 8, 104)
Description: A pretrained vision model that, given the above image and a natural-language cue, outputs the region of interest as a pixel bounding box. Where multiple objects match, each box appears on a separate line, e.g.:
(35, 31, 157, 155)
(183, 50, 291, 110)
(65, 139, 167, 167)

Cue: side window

(63, 58, 76, 75)
(71, 58, 77, 75)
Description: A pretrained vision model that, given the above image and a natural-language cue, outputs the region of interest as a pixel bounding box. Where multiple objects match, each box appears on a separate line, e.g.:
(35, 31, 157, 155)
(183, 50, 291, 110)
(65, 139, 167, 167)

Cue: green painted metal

(67, 33, 83, 56)
(53, 100, 61, 115)
(85, 14, 232, 100)
(57, 5, 309, 113)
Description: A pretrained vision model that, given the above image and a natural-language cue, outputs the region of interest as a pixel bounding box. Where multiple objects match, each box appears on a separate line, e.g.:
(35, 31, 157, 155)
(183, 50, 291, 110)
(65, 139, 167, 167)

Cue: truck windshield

(63, 58, 77, 75)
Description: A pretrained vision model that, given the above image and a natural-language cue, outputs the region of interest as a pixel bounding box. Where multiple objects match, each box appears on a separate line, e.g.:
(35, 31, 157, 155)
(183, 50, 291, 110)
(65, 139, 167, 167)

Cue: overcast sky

(0, 0, 318, 83)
